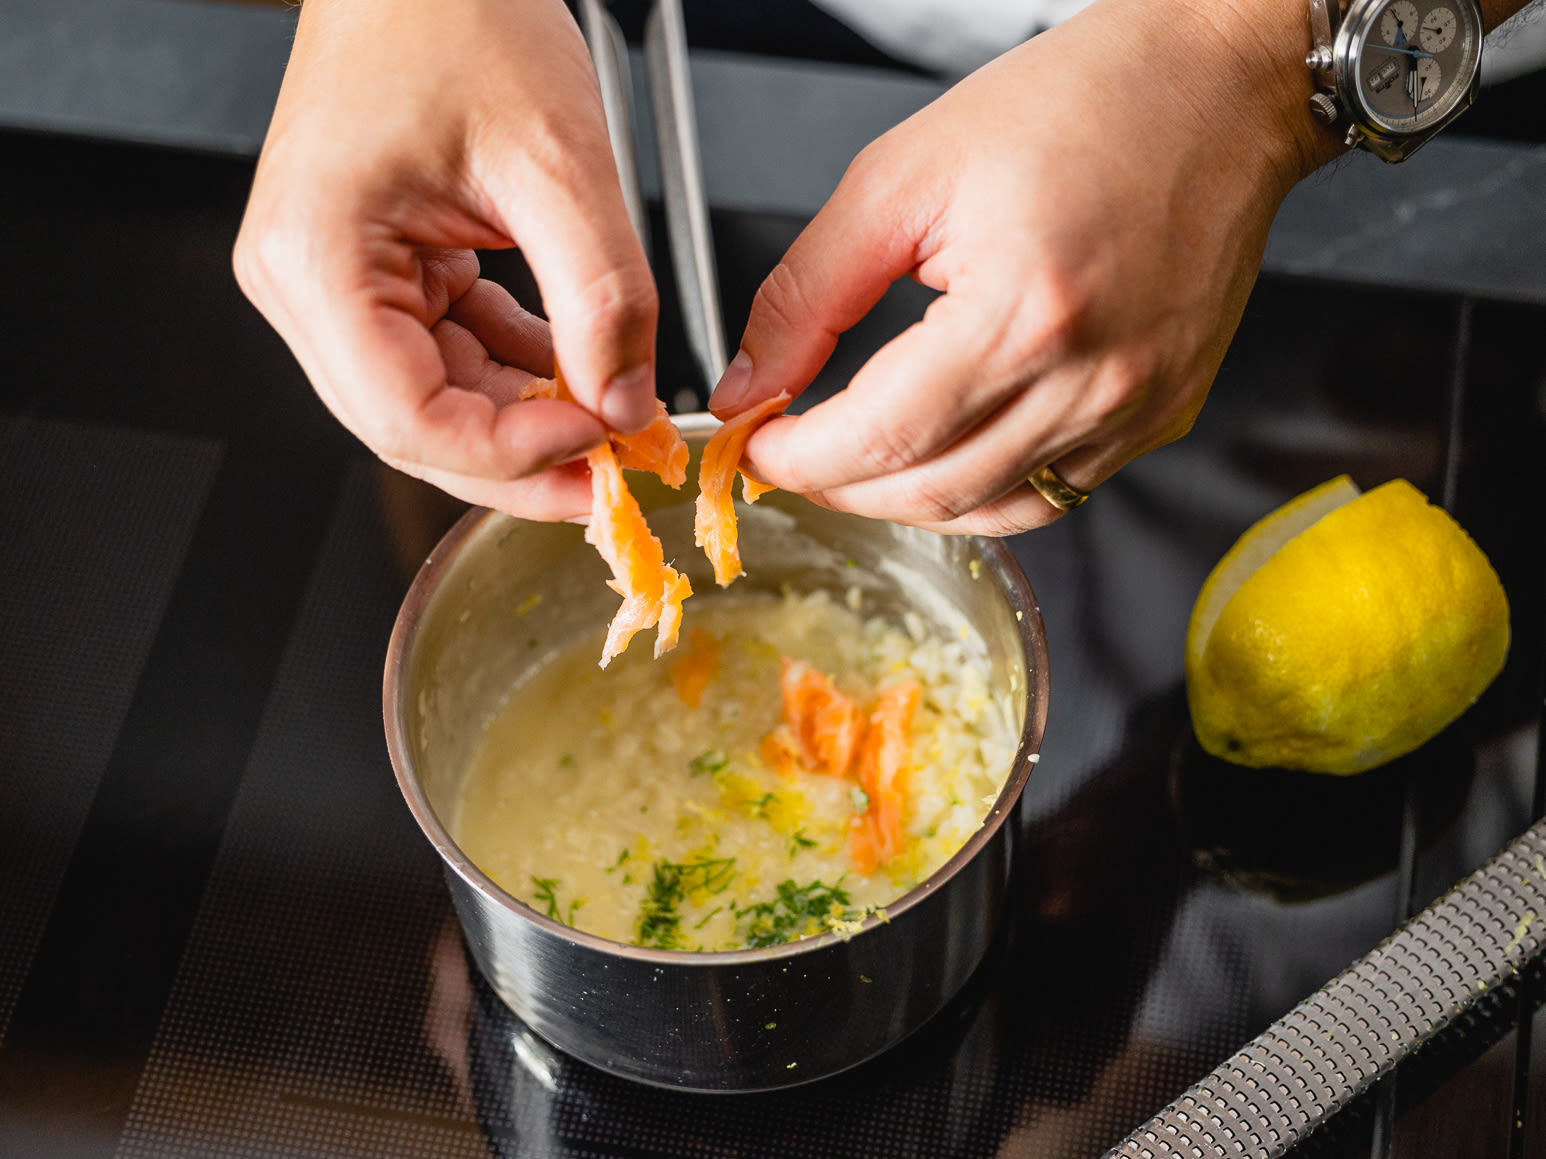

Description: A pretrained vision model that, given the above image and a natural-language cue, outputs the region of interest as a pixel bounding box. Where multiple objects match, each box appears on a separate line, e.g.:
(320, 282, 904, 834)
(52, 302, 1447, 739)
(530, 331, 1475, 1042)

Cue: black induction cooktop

(2, 128, 1544, 1159)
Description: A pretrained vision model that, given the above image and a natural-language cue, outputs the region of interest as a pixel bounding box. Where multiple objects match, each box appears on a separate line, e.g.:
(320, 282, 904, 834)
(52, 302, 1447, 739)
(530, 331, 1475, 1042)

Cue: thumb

(710, 152, 930, 416)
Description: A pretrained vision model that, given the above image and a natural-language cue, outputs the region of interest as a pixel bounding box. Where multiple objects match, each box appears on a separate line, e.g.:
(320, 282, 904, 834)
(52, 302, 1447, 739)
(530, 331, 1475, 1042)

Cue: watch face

(1341, 0, 1481, 134)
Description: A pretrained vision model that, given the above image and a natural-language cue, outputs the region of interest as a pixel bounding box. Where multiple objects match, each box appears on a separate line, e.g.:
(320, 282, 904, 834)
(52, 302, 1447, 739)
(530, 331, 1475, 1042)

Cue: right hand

(235, 0, 658, 520)
(713, 0, 1327, 538)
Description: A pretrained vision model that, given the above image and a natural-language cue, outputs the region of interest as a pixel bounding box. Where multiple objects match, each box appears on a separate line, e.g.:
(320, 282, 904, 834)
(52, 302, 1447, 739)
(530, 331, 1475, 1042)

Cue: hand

(712, 0, 1334, 536)
(234, 0, 659, 521)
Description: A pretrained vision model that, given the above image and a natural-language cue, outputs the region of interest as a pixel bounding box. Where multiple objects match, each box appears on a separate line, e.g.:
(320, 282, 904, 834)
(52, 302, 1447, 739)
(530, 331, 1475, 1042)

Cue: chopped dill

(693, 905, 724, 930)
(748, 791, 777, 816)
(637, 856, 738, 949)
(530, 876, 564, 923)
(849, 786, 870, 813)
(736, 878, 863, 948)
(688, 749, 729, 777)
(787, 830, 818, 858)
(558, 753, 576, 768)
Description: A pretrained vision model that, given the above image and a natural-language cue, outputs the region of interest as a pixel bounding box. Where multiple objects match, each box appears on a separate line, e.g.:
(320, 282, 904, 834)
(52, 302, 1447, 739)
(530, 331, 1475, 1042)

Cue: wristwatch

(1306, 0, 1485, 162)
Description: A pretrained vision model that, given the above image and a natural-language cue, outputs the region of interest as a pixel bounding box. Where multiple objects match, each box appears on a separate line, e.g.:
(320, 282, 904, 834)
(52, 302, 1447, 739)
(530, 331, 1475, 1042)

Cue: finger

(238, 212, 608, 483)
(479, 108, 660, 433)
(446, 278, 554, 375)
(433, 316, 497, 385)
(1038, 440, 1129, 496)
(779, 366, 1085, 524)
(740, 277, 1107, 499)
(381, 455, 594, 523)
(792, 473, 1062, 537)
(903, 484, 1067, 537)
(857, 439, 1126, 536)
(810, 407, 1136, 534)
(709, 150, 947, 416)
(325, 282, 609, 479)
(431, 318, 547, 407)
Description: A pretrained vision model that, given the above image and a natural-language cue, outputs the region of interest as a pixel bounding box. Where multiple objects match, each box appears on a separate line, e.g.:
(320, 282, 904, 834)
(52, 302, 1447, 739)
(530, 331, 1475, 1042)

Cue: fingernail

(600, 365, 657, 433)
(709, 350, 753, 413)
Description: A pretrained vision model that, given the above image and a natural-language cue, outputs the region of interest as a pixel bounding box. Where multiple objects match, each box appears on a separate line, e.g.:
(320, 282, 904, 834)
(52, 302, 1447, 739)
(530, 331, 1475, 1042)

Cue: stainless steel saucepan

(383, 414, 1049, 1090)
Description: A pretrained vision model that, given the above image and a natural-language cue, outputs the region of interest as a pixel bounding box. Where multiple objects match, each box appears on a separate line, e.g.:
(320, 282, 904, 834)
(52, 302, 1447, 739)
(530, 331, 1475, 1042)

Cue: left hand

(711, 0, 1334, 535)
(234, 0, 660, 523)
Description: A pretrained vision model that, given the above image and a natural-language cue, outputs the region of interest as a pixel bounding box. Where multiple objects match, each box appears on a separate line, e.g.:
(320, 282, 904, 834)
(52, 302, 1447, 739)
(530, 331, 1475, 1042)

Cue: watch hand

(1370, 44, 1435, 58)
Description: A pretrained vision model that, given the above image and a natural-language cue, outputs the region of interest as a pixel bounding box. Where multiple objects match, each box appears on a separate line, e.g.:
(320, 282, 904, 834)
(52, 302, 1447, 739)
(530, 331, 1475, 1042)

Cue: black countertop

(2, 44, 1546, 1159)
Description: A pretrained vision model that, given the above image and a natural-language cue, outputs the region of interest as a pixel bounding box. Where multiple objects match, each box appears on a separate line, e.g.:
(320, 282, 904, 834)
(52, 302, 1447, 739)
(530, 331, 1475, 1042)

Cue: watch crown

(1308, 92, 1340, 125)
(1305, 46, 1333, 71)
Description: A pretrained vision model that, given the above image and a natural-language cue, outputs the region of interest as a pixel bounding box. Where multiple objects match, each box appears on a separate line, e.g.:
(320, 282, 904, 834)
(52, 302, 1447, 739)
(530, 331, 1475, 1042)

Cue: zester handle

(1108, 818, 1546, 1158)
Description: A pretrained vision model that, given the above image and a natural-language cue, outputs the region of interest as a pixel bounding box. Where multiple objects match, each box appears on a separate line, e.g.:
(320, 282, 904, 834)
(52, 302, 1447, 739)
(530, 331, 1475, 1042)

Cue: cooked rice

(452, 588, 1015, 951)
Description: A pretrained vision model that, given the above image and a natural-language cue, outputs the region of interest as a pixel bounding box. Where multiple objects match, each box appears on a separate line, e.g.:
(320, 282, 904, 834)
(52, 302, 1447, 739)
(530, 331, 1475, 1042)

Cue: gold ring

(1027, 463, 1089, 511)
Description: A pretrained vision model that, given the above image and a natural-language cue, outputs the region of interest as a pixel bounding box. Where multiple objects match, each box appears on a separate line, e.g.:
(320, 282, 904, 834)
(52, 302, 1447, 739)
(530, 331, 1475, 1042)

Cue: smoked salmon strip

(778, 658, 864, 778)
(585, 441, 692, 667)
(741, 475, 777, 504)
(759, 658, 921, 872)
(611, 397, 688, 488)
(694, 393, 792, 587)
(670, 629, 722, 708)
(848, 681, 921, 874)
(520, 371, 691, 667)
(518, 375, 687, 487)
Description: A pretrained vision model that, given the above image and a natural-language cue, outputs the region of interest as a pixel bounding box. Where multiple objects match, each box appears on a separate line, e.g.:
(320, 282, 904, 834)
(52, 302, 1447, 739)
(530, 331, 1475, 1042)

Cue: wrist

(1174, 0, 1349, 189)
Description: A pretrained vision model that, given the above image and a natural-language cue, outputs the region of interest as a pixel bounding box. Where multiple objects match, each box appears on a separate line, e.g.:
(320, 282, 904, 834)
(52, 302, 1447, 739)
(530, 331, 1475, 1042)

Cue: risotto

(452, 588, 1015, 952)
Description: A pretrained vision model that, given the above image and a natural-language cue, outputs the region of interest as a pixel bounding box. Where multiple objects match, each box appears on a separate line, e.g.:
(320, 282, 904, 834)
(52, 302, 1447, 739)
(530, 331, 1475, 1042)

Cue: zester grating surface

(1111, 820, 1546, 1158)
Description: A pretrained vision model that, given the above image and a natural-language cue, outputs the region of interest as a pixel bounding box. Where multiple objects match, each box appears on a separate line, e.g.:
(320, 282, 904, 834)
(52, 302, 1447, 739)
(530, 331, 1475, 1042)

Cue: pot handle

(578, 0, 726, 410)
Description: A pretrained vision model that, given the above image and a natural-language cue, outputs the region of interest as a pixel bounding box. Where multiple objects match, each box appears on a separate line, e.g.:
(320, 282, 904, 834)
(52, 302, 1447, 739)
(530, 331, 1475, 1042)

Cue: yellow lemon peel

(1186, 477, 1509, 775)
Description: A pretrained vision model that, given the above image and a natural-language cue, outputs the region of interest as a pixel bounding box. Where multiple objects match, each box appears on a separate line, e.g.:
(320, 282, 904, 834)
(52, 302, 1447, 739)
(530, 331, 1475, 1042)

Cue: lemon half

(1186, 476, 1509, 774)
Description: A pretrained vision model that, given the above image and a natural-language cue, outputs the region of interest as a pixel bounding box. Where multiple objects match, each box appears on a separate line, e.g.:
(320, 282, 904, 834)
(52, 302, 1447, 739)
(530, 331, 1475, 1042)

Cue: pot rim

(383, 412, 1050, 967)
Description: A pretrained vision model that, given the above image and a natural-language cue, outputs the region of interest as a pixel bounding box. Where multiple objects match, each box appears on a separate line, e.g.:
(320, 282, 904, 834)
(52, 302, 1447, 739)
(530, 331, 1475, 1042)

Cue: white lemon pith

(1186, 476, 1510, 775)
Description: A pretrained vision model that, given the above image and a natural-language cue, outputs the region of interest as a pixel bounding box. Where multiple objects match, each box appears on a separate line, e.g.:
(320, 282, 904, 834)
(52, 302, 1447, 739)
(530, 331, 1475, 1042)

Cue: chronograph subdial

(1407, 57, 1443, 105)
(1420, 7, 1458, 52)
(1380, 1, 1421, 45)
